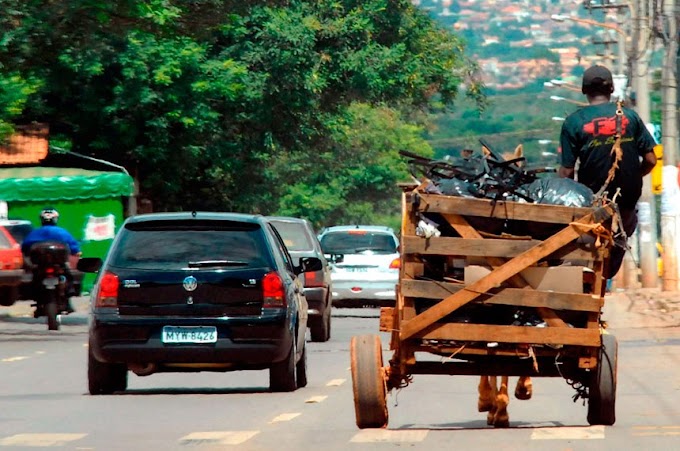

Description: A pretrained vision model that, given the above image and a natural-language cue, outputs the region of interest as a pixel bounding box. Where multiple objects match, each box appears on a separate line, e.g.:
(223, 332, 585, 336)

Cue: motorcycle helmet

(40, 207, 59, 225)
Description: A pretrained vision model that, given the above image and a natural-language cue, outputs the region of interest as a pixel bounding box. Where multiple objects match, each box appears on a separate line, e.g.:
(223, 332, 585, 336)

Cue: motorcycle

(27, 241, 72, 331)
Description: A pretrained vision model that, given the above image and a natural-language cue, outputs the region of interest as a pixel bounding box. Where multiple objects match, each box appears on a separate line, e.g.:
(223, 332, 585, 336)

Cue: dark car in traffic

(267, 216, 332, 342)
(78, 212, 321, 394)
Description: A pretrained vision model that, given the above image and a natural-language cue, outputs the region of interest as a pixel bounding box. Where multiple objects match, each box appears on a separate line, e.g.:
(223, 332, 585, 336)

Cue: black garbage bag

(523, 177, 594, 207)
(436, 177, 475, 197)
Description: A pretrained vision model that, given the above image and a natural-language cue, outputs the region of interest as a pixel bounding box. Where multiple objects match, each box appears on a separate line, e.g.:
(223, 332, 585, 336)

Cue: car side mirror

(77, 257, 103, 273)
(296, 257, 322, 274)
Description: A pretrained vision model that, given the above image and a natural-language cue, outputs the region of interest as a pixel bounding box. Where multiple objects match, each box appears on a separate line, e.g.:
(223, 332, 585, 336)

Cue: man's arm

(640, 150, 656, 176)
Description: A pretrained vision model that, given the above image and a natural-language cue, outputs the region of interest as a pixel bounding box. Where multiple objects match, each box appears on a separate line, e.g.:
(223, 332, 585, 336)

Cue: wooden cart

(350, 183, 619, 429)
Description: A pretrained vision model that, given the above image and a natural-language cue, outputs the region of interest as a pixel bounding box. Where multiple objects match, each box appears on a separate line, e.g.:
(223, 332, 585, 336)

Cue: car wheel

(0, 286, 18, 306)
(325, 307, 332, 340)
(310, 313, 330, 343)
(296, 342, 307, 388)
(269, 339, 297, 392)
(88, 345, 128, 395)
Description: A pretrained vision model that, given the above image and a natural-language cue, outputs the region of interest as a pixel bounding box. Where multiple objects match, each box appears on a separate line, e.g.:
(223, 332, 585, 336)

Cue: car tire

(296, 342, 307, 388)
(310, 307, 331, 343)
(88, 345, 128, 395)
(0, 286, 18, 306)
(269, 339, 297, 392)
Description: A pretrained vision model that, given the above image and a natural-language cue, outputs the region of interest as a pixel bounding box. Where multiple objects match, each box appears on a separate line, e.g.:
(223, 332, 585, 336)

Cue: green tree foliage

(0, 0, 482, 227)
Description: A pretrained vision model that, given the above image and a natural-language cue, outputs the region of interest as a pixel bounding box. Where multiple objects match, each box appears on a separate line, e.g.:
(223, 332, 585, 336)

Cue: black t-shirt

(560, 103, 656, 209)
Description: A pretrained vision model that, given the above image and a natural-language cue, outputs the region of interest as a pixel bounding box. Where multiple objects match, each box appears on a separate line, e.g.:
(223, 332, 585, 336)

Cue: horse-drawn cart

(350, 181, 619, 429)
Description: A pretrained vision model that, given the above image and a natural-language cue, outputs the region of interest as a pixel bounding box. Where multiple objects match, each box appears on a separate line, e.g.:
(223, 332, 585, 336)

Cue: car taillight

(389, 258, 400, 269)
(262, 271, 286, 308)
(304, 270, 324, 288)
(96, 271, 119, 308)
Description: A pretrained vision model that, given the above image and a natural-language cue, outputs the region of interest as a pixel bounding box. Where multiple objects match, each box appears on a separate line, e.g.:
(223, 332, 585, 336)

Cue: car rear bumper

(0, 269, 24, 287)
(331, 280, 397, 302)
(90, 313, 294, 367)
(303, 286, 328, 317)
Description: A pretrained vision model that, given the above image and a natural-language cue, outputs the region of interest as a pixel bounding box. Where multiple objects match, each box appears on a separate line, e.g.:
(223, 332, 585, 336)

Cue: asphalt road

(1, 294, 679, 450)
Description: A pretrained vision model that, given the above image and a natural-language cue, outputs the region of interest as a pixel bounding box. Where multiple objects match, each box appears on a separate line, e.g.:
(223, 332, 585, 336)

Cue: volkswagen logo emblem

(183, 276, 198, 292)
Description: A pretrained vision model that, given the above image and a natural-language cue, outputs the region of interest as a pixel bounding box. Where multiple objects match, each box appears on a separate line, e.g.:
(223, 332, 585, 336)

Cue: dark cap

(582, 65, 613, 94)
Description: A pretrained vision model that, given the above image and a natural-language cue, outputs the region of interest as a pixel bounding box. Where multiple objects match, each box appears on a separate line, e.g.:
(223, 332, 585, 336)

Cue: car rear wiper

(187, 260, 249, 268)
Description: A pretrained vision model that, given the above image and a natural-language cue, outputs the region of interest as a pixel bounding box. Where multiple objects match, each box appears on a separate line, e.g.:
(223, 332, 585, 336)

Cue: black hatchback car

(78, 212, 321, 395)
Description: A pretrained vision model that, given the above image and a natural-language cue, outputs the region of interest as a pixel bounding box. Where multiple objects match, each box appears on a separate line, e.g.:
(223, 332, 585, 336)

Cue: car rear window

(110, 221, 271, 269)
(320, 231, 397, 255)
(4, 224, 32, 243)
(0, 228, 12, 249)
(269, 221, 314, 251)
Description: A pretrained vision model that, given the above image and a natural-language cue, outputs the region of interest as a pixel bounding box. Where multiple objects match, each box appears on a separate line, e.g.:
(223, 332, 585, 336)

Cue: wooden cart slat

(401, 235, 596, 260)
(413, 323, 601, 347)
(418, 193, 593, 224)
(399, 280, 603, 312)
(400, 207, 612, 340)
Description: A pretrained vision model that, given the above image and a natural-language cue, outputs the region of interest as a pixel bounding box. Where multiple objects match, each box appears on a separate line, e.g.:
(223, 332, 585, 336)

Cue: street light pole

(630, 0, 658, 288)
(660, 0, 679, 292)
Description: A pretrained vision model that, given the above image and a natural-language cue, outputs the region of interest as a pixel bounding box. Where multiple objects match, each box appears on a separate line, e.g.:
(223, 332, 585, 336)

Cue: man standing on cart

(558, 65, 657, 279)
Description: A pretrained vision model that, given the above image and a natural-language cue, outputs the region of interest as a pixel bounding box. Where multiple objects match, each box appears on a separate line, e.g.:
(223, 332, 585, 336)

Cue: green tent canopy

(0, 167, 134, 201)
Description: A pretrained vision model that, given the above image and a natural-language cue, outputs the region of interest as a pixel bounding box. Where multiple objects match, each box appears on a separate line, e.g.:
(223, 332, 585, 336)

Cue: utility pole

(660, 0, 680, 291)
(631, 0, 659, 288)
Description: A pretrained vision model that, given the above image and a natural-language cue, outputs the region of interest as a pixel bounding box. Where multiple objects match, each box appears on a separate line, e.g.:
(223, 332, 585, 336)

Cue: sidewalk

(603, 287, 680, 329)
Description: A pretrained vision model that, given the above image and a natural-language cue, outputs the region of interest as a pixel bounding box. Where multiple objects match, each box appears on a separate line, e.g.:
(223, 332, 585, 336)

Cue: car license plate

(345, 267, 368, 272)
(162, 326, 217, 344)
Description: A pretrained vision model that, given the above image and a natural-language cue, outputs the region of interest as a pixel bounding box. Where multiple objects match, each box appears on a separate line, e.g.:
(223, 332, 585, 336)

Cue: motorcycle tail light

(262, 271, 286, 308)
(45, 267, 55, 276)
(96, 271, 119, 308)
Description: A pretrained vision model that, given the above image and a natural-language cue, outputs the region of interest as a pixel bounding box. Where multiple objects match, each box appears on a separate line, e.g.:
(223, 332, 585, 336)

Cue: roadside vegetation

(0, 0, 484, 229)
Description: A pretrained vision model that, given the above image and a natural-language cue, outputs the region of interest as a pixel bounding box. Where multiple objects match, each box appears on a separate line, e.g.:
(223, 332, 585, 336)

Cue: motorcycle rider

(22, 207, 82, 314)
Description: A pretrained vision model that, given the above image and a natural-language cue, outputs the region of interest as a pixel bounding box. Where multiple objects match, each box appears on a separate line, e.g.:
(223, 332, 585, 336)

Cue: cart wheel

(588, 333, 617, 425)
(350, 334, 388, 429)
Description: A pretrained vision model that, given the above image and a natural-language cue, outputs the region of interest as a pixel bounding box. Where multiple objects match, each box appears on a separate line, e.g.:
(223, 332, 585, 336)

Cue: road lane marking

(305, 396, 327, 403)
(530, 426, 605, 440)
(0, 433, 86, 447)
(35, 351, 45, 354)
(326, 378, 346, 386)
(0, 356, 29, 363)
(632, 425, 680, 436)
(178, 431, 259, 446)
(269, 413, 301, 423)
(350, 430, 428, 443)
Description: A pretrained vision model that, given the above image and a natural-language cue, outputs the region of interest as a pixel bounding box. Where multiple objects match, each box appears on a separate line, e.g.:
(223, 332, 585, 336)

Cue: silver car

(318, 225, 399, 306)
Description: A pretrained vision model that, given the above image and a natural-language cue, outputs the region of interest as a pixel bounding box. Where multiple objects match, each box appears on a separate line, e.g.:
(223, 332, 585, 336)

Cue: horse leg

(514, 376, 533, 400)
(492, 376, 510, 428)
(478, 375, 494, 412)
(486, 376, 498, 425)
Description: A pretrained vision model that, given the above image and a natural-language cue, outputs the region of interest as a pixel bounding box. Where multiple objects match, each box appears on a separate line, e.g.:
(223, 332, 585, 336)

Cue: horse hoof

(494, 418, 510, 428)
(515, 384, 533, 400)
(478, 400, 493, 412)
(486, 411, 496, 425)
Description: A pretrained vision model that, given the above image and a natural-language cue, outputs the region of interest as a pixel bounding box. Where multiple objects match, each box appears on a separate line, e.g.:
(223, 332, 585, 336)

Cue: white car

(318, 225, 399, 306)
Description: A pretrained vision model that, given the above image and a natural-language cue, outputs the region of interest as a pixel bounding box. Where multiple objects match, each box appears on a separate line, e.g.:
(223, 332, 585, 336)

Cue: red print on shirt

(583, 115, 629, 136)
